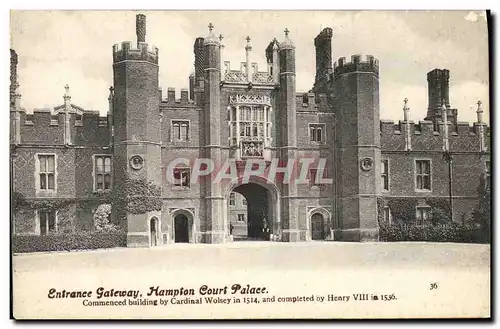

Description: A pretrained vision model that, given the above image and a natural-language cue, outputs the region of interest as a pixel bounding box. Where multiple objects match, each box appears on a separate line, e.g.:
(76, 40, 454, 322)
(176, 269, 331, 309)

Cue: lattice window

(38, 155, 55, 190)
(381, 160, 390, 191)
(415, 160, 431, 191)
(309, 124, 325, 143)
(95, 155, 112, 191)
(39, 210, 56, 235)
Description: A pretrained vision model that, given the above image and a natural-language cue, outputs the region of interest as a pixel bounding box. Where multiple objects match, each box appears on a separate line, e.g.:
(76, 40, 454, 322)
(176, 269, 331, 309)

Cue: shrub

(12, 230, 127, 253)
(379, 222, 486, 243)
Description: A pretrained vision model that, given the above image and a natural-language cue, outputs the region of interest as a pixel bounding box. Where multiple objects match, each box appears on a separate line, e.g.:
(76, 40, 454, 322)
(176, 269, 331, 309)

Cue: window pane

(96, 174, 103, 189)
(181, 125, 188, 141)
(104, 174, 111, 189)
(47, 174, 55, 190)
(423, 161, 429, 175)
(96, 157, 104, 172)
(40, 173, 46, 190)
(39, 156, 46, 172)
(381, 161, 387, 174)
(423, 176, 430, 190)
(48, 212, 56, 232)
(40, 213, 47, 235)
(47, 156, 55, 172)
(173, 124, 180, 140)
(416, 176, 422, 189)
(310, 170, 317, 184)
(416, 161, 422, 175)
(104, 157, 111, 172)
(310, 127, 315, 141)
(316, 128, 322, 142)
(181, 171, 189, 187)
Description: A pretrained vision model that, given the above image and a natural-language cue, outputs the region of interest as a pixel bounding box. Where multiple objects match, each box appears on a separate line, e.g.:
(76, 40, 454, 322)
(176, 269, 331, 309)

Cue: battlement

(334, 54, 379, 76)
(23, 110, 109, 127)
(112, 41, 159, 64)
(296, 92, 319, 109)
(162, 88, 195, 106)
(19, 110, 110, 146)
(380, 119, 490, 152)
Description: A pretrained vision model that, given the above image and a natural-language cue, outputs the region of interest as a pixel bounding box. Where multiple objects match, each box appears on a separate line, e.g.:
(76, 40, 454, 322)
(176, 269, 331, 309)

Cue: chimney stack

(136, 14, 146, 45)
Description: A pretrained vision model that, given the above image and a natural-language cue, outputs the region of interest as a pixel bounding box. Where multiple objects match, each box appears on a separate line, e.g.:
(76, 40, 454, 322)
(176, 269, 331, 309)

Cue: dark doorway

(174, 214, 189, 243)
(311, 213, 325, 240)
(150, 217, 158, 246)
(232, 183, 271, 241)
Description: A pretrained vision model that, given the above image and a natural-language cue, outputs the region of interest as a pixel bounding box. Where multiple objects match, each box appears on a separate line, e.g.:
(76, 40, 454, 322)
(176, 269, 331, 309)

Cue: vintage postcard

(10, 10, 491, 319)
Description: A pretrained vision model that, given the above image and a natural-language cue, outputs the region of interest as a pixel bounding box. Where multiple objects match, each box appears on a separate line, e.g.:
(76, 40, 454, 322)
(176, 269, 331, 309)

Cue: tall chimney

(426, 69, 451, 122)
(136, 14, 146, 45)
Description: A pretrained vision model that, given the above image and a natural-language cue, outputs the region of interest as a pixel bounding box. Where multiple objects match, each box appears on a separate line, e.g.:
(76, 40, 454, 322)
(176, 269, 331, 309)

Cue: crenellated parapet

(295, 92, 330, 111)
(380, 119, 490, 152)
(161, 87, 196, 106)
(20, 110, 110, 145)
(112, 41, 159, 64)
(334, 54, 379, 77)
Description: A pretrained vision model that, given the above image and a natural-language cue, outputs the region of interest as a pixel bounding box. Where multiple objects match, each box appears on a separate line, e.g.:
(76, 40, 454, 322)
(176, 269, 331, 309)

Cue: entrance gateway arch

(223, 176, 281, 242)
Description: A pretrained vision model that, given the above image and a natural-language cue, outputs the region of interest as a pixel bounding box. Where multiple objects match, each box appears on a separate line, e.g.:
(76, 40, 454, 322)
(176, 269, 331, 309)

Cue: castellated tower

(111, 14, 162, 247)
(334, 55, 380, 241)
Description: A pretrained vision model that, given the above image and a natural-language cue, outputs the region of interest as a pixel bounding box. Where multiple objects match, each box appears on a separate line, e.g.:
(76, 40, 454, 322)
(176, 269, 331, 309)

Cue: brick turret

(334, 54, 380, 241)
(112, 14, 162, 247)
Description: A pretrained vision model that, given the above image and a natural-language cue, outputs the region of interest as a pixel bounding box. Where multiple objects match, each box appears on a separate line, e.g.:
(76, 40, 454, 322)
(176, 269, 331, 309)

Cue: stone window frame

(172, 167, 191, 189)
(35, 209, 58, 235)
(237, 213, 245, 222)
(415, 205, 431, 226)
(170, 119, 191, 142)
(92, 154, 113, 192)
(229, 192, 235, 206)
(34, 153, 57, 196)
(381, 158, 390, 192)
(308, 123, 326, 144)
(414, 158, 432, 192)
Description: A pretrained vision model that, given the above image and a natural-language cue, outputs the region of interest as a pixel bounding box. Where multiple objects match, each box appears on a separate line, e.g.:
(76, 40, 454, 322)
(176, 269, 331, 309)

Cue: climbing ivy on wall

(113, 177, 162, 215)
(377, 197, 451, 226)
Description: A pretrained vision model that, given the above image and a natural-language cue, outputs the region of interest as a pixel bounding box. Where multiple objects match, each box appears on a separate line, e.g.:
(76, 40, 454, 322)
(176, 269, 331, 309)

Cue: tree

(472, 174, 491, 243)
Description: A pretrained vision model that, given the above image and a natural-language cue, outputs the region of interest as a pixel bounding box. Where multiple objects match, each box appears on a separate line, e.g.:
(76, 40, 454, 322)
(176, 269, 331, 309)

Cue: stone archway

(150, 216, 160, 247)
(224, 177, 280, 242)
(308, 207, 331, 241)
(172, 210, 194, 243)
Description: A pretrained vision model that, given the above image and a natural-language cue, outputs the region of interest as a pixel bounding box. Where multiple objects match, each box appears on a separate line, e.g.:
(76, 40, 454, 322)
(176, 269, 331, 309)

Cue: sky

(9, 10, 489, 123)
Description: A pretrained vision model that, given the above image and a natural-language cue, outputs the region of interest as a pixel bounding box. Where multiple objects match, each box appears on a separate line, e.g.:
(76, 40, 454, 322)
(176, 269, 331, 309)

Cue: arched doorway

(225, 178, 280, 242)
(174, 214, 190, 243)
(311, 213, 325, 240)
(150, 217, 159, 247)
